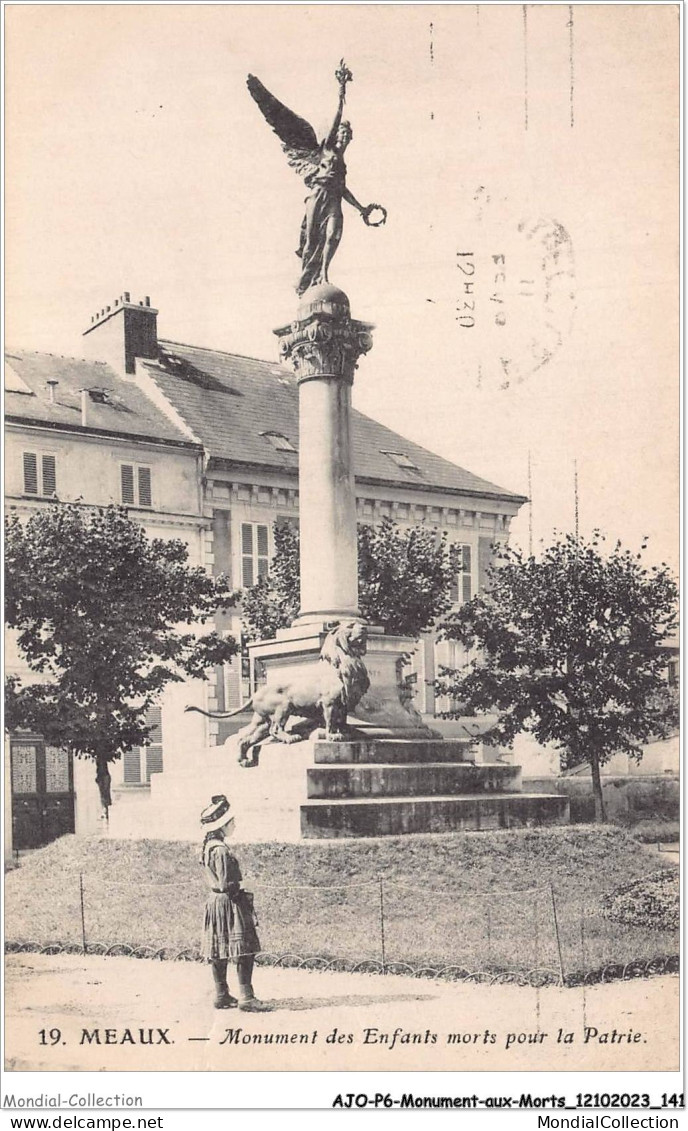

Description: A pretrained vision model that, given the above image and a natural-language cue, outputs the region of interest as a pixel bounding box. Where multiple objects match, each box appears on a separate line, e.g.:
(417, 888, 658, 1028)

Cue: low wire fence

(5, 869, 679, 988)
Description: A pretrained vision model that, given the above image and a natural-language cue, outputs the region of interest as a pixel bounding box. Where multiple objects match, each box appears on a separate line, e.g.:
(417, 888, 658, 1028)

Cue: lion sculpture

(186, 621, 370, 768)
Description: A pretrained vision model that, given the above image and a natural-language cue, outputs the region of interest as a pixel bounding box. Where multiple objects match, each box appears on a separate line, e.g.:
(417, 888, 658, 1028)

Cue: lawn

(5, 826, 678, 981)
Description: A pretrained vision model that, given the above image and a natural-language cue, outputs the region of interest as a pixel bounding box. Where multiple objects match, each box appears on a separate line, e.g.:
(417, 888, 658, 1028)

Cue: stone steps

(313, 739, 475, 764)
(134, 736, 569, 843)
(307, 762, 522, 799)
(300, 792, 571, 839)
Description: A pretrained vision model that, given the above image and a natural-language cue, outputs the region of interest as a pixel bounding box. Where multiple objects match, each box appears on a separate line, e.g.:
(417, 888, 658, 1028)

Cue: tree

(435, 533, 679, 821)
(241, 520, 300, 641)
(241, 516, 460, 641)
(5, 504, 239, 814)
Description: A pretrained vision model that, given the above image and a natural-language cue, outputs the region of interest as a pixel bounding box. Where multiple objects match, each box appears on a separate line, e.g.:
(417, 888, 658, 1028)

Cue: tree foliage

(240, 520, 300, 640)
(5, 504, 239, 811)
(241, 516, 460, 640)
(435, 533, 678, 820)
(356, 519, 460, 636)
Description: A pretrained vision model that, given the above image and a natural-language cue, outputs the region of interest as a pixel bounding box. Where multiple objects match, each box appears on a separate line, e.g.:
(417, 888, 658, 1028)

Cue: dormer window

(87, 387, 111, 405)
(382, 450, 419, 471)
(261, 431, 297, 453)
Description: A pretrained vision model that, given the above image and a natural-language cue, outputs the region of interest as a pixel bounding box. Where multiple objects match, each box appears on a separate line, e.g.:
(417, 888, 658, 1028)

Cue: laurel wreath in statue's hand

(361, 204, 387, 228)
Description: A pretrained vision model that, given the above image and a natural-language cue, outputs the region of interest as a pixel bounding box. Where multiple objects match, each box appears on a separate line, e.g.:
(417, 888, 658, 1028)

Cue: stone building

(5, 294, 526, 842)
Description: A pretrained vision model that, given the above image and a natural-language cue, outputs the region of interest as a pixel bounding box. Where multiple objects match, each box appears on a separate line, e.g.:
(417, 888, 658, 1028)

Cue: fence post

(549, 883, 565, 986)
(79, 872, 88, 955)
(533, 889, 541, 1032)
(378, 877, 386, 974)
(580, 906, 587, 1031)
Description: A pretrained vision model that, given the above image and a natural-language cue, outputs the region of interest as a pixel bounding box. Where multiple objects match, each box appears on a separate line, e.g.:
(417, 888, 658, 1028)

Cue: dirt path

(4, 952, 678, 1073)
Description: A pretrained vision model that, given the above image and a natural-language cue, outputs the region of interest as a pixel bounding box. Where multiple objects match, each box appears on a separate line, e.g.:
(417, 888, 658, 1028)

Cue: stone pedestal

(137, 736, 569, 842)
(248, 623, 435, 739)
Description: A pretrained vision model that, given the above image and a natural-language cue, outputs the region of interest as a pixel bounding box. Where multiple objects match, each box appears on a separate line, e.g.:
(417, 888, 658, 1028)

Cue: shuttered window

(23, 451, 57, 497)
(241, 523, 270, 588)
(121, 463, 152, 507)
(122, 706, 164, 784)
(450, 544, 474, 606)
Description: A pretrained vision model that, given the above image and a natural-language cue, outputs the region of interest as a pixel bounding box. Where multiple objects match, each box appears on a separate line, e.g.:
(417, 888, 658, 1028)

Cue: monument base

(248, 622, 436, 739)
(109, 735, 569, 842)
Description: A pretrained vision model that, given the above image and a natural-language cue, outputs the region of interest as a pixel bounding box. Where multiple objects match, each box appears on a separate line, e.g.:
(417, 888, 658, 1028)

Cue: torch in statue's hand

(361, 203, 387, 228)
(335, 59, 353, 92)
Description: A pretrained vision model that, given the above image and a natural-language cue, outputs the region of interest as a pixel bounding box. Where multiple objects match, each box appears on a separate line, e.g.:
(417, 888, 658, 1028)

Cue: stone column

(274, 283, 374, 626)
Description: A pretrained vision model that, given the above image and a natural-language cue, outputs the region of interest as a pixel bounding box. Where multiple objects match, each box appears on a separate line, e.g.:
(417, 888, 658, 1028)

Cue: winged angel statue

(247, 61, 387, 296)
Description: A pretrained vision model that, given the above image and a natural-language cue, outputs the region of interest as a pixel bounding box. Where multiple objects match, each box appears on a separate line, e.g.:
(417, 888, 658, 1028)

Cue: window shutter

(147, 705, 162, 741)
(242, 523, 254, 587)
(23, 452, 38, 495)
(224, 657, 242, 709)
(138, 466, 152, 507)
(41, 454, 57, 497)
(478, 537, 494, 593)
(122, 749, 142, 784)
(211, 510, 232, 583)
(461, 545, 472, 603)
(121, 464, 135, 505)
(140, 706, 163, 781)
(257, 523, 269, 577)
(461, 571, 472, 604)
(146, 746, 163, 779)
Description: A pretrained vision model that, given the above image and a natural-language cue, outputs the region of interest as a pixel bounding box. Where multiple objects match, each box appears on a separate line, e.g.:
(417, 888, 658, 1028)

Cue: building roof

(4, 350, 199, 449)
(150, 340, 526, 504)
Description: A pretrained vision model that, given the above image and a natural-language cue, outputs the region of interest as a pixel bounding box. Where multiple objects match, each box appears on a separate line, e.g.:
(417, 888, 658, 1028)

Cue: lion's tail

(184, 699, 253, 720)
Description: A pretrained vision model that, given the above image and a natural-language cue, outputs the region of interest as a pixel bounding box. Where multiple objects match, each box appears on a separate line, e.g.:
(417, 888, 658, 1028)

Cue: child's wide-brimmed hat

(200, 795, 233, 832)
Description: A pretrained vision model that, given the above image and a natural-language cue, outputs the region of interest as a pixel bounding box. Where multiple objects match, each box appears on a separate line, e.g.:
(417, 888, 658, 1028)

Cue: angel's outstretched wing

(247, 75, 321, 177)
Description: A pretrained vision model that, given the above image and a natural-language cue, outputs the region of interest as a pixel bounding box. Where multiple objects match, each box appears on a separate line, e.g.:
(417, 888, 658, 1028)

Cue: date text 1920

(456, 252, 475, 328)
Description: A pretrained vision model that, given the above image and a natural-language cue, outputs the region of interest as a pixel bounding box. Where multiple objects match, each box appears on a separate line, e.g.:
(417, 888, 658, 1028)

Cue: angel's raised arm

(324, 60, 353, 148)
(324, 84, 347, 148)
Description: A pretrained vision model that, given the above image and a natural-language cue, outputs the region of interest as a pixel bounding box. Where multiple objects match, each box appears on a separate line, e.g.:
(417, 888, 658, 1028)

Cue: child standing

(199, 795, 269, 1011)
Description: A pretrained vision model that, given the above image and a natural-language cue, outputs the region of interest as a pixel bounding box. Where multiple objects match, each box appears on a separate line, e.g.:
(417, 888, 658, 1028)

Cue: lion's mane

(319, 621, 371, 711)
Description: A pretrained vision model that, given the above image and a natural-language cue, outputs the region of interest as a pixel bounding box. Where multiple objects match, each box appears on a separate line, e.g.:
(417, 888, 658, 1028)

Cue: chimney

(46, 379, 58, 403)
(81, 292, 159, 375)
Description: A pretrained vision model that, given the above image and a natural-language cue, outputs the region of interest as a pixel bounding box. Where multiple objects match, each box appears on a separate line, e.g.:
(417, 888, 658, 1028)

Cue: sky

(5, 3, 679, 571)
